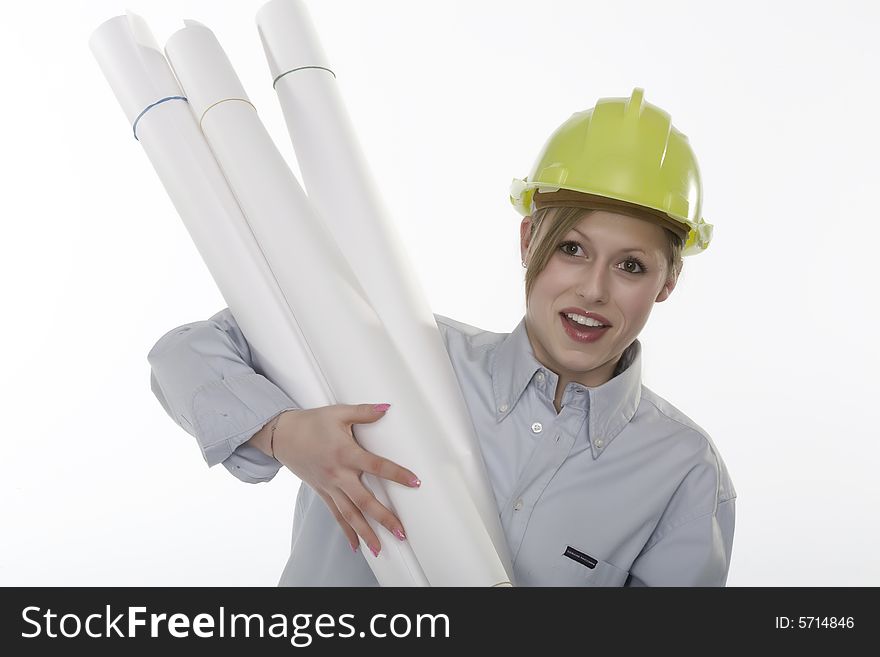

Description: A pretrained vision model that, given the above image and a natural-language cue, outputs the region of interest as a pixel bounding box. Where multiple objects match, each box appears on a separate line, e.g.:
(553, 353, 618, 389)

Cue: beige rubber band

(198, 97, 257, 133)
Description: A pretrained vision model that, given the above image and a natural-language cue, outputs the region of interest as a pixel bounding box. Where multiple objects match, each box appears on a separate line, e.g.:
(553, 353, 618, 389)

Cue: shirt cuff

(223, 443, 286, 483)
(191, 371, 299, 467)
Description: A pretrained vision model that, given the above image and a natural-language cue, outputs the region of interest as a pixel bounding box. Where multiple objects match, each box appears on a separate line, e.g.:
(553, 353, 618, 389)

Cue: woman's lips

(560, 312, 610, 344)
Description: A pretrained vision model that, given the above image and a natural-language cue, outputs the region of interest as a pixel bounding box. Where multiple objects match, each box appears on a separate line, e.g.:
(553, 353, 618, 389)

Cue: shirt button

(513, 499, 524, 511)
(593, 438, 604, 448)
(499, 403, 509, 413)
(531, 422, 543, 434)
(536, 372, 545, 382)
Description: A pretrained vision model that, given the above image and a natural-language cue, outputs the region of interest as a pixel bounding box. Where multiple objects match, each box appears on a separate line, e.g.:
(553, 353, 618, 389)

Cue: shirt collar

(489, 315, 642, 458)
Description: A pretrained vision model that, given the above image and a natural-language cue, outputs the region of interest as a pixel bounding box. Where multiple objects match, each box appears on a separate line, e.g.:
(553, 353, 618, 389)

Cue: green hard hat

(510, 88, 713, 256)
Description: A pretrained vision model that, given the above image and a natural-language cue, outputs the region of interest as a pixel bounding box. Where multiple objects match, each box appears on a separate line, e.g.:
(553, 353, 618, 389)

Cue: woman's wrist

(247, 410, 292, 458)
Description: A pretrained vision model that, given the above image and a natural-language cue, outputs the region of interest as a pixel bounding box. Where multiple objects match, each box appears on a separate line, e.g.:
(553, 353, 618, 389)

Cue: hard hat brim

(531, 188, 691, 244)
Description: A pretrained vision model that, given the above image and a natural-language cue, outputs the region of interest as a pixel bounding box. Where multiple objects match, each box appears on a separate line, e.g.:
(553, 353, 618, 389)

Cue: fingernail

(373, 403, 391, 412)
(370, 545, 380, 558)
(409, 476, 421, 487)
(393, 528, 406, 541)
(351, 544, 359, 553)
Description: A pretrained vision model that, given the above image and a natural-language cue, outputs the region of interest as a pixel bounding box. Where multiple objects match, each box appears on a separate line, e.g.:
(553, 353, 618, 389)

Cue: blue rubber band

(132, 96, 188, 140)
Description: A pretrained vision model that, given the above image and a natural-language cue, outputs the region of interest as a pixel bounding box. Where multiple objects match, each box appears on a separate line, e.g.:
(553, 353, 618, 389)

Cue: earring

(522, 261, 528, 268)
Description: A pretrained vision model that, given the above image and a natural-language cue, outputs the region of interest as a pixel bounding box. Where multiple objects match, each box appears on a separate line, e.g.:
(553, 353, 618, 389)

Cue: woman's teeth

(564, 313, 607, 327)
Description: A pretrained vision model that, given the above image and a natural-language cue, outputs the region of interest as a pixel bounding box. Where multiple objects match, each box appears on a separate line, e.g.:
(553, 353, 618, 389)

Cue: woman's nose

(576, 265, 609, 304)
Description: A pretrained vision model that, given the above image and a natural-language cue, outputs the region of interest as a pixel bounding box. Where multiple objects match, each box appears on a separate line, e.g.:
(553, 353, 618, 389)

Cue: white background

(2, 0, 878, 586)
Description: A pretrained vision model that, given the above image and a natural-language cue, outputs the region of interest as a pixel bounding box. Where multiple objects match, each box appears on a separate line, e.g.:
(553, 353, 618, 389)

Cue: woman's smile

(559, 311, 611, 344)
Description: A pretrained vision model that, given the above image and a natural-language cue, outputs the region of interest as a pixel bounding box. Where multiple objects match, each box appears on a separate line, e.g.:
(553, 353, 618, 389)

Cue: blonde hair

(524, 206, 684, 302)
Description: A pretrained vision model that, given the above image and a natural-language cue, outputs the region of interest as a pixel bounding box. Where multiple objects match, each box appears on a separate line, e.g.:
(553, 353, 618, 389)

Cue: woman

(148, 88, 736, 586)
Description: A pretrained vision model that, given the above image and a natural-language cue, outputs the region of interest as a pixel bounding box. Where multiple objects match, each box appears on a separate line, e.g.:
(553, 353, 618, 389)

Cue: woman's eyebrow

(569, 228, 648, 255)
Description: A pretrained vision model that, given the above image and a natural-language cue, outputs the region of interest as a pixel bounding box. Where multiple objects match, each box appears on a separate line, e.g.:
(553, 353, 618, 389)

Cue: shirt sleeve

(626, 496, 736, 587)
(147, 307, 301, 484)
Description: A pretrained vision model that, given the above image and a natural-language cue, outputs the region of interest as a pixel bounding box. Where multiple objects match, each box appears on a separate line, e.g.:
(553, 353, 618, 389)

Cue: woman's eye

(619, 258, 646, 274)
(558, 241, 584, 257)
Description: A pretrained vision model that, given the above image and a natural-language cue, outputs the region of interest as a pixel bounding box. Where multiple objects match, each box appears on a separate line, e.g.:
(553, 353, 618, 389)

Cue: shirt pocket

(543, 544, 630, 587)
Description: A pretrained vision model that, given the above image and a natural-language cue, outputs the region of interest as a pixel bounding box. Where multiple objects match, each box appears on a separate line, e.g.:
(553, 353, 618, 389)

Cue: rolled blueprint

(255, 0, 515, 579)
(162, 20, 419, 586)
(90, 13, 413, 585)
(165, 20, 510, 587)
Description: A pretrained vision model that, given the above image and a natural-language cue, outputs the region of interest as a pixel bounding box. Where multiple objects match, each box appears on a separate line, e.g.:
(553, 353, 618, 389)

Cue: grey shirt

(148, 308, 736, 586)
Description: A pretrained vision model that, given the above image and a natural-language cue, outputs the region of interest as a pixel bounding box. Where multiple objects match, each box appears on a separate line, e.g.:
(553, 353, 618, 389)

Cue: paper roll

(163, 19, 422, 586)
(92, 11, 512, 585)
(255, 0, 515, 580)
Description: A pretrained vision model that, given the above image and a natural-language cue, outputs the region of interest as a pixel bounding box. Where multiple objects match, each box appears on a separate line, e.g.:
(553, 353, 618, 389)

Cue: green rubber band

(272, 65, 336, 89)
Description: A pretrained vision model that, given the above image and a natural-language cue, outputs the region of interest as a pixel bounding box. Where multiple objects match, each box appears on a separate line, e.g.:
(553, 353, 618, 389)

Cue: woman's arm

(148, 309, 453, 486)
(148, 307, 421, 553)
(147, 307, 300, 483)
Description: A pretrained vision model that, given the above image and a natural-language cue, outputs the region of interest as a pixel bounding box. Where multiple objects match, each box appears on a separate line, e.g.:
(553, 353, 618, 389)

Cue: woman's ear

(520, 215, 534, 262)
(655, 267, 679, 303)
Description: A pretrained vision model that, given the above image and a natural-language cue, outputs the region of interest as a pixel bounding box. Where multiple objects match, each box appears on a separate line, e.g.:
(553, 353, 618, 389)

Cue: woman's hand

(262, 404, 420, 557)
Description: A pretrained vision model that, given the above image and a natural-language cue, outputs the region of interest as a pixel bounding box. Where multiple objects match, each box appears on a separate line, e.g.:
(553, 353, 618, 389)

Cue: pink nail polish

(351, 544, 359, 553)
(409, 476, 421, 487)
(370, 545, 380, 558)
(393, 528, 406, 541)
(373, 403, 391, 412)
